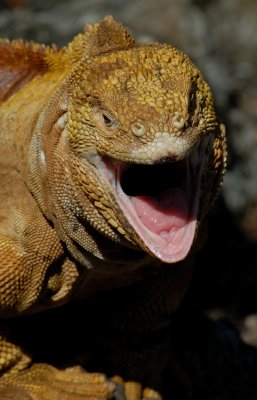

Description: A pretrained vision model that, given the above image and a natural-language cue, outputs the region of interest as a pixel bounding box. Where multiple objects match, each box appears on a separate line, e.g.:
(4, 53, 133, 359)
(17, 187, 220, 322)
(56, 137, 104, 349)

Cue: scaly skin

(0, 16, 226, 400)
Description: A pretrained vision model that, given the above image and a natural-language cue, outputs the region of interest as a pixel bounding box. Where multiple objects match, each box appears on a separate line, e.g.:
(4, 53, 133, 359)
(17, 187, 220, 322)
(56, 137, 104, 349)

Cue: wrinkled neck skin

(24, 82, 131, 276)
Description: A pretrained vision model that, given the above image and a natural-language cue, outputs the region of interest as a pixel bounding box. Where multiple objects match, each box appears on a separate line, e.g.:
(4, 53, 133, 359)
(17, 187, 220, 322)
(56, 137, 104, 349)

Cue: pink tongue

(131, 189, 188, 234)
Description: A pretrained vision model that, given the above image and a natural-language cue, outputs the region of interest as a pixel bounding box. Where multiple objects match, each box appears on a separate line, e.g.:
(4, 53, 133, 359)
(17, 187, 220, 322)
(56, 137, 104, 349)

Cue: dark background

(1, 0, 257, 344)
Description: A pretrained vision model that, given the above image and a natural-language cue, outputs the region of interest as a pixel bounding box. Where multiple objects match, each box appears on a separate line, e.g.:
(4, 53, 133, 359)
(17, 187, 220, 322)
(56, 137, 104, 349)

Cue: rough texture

(0, 16, 226, 399)
(0, 0, 257, 330)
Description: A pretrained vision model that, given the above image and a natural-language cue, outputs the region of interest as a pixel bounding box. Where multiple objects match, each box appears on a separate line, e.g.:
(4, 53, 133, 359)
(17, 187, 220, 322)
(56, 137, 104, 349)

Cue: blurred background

(1, 0, 257, 345)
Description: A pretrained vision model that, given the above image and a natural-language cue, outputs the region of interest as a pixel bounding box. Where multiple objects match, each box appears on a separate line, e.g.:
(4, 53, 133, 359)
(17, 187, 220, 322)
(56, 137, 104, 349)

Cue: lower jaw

(114, 187, 198, 263)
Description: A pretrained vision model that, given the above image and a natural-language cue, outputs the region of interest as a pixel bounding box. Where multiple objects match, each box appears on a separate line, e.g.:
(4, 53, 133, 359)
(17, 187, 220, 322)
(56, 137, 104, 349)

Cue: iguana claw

(112, 376, 162, 400)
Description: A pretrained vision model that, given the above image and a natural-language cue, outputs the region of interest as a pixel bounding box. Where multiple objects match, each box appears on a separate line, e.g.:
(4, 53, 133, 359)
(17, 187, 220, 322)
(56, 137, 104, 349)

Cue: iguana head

(66, 16, 226, 264)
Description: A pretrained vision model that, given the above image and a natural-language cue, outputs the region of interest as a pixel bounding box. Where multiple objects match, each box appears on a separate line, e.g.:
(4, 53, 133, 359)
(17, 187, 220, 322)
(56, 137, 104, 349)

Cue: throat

(121, 161, 186, 197)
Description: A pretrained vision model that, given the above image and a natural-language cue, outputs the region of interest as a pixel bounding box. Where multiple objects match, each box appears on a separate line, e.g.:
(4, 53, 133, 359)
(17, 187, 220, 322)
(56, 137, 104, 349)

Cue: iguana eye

(102, 111, 115, 129)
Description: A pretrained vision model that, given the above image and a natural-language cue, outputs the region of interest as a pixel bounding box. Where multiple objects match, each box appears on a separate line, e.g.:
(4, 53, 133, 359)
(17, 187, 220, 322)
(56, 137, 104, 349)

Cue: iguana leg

(0, 336, 116, 400)
(0, 335, 160, 400)
(0, 364, 116, 400)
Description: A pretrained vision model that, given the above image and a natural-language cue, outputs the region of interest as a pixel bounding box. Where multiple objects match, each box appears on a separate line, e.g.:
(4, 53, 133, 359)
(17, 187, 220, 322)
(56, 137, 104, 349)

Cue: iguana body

(0, 16, 226, 399)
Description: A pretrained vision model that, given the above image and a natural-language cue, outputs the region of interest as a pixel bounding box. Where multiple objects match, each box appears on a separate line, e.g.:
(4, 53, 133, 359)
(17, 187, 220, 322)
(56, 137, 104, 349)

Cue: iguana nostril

(131, 122, 145, 137)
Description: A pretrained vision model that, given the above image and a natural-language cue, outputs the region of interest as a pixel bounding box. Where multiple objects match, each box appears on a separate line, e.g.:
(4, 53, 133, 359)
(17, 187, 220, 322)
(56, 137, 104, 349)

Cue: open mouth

(100, 143, 205, 263)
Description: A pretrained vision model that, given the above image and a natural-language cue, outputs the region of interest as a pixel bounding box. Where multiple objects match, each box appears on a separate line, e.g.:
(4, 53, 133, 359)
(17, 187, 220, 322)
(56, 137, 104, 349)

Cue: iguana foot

(0, 363, 116, 400)
(112, 376, 162, 400)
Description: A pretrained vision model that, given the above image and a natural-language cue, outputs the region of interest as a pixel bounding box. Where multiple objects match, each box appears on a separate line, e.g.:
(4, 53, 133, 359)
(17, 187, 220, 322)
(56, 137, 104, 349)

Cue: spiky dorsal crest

(0, 17, 136, 102)
(68, 16, 137, 61)
(0, 39, 60, 102)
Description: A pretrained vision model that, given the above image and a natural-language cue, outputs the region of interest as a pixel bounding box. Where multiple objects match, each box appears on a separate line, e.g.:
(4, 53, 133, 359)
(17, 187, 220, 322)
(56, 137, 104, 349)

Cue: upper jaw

(130, 129, 201, 164)
(94, 136, 208, 263)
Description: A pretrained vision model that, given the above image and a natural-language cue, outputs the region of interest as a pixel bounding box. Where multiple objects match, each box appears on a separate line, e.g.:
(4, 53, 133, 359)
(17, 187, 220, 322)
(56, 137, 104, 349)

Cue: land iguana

(0, 16, 226, 400)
